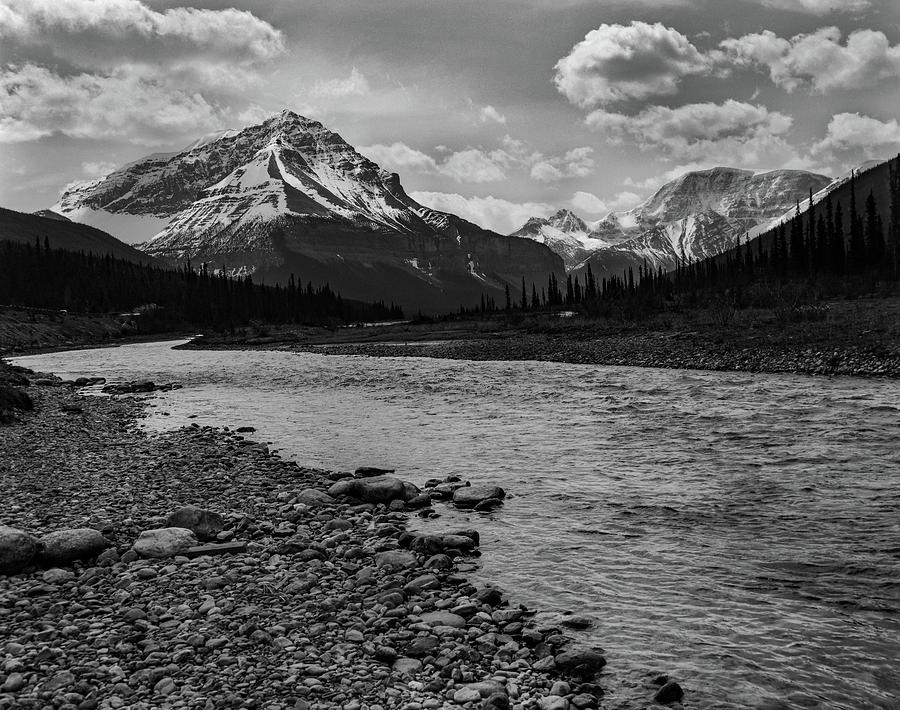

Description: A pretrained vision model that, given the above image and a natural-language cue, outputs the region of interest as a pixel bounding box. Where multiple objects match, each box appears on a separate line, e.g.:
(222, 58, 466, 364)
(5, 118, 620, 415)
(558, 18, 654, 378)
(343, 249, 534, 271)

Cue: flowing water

(13, 340, 900, 710)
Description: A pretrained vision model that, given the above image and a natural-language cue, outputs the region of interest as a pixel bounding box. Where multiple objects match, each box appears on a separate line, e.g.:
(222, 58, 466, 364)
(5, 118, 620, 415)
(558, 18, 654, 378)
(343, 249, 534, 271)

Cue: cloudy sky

(2, 0, 900, 233)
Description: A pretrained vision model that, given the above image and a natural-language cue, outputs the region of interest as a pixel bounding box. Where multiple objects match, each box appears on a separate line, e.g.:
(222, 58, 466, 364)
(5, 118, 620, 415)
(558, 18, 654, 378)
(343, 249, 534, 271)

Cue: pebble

(0, 376, 609, 710)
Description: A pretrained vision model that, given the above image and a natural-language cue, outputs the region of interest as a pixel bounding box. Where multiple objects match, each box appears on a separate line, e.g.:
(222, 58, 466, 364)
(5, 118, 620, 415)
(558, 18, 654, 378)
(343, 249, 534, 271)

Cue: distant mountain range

(39, 109, 889, 313)
(512, 168, 833, 277)
(50, 110, 563, 312)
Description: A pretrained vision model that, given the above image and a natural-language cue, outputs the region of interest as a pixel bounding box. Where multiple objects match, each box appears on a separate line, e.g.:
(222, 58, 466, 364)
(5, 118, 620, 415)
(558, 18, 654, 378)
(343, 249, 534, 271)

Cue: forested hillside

(0, 239, 402, 329)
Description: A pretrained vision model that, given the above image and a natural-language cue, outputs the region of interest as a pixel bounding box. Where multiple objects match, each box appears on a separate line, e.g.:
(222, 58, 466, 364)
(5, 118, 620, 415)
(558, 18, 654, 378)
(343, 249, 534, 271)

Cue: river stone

(296, 489, 335, 506)
(132, 528, 198, 558)
(654, 680, 684, 704)
(452, 485, 506, 509)
(165, 506, 224, 541)
(355, 466, 395, 477)
(328, 475, 420, 503)
(453, 687, 482, 704)
(406, 635, 440, 657)
(465, 681, 506, 698)
(420, 611, 466, 628)
(538, 696, 568, 710)
(392, 657, 422, 675)
(375, 550, 418, 569)
(553, 648, 607, 677)
(37, 528, 110, 564)
(0, 526, 38, 573)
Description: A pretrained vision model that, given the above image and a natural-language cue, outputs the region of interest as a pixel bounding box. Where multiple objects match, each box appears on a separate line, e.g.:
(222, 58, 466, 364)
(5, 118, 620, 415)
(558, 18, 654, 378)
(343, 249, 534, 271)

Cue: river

(13, 340, 900, 710)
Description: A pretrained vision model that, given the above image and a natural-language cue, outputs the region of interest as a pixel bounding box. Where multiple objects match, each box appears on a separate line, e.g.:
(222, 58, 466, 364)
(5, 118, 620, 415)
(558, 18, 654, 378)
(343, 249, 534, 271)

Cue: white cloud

(364, 138, 595, 185)
(440, 149, 507, 183)
(809, 112, 900, 168)
(410, 191, 554, 234)
(359, 142, 439, 173)
(479, 105, 507, 124)
(0, 1, 286, 144)
(0, 63, 223, 144)
(81, 161, 117, 178)
(570, 190, 642, 215)
(554, 21, 714, 107)
(0, 0, 285, 68)
(753, 0, 871, 13)
(312, 68, 371, 99)
(720, 27, 900, 93)
(530, 146, 595, 182)
(361, 143, 505, 183)
(587, 100, 795, 166)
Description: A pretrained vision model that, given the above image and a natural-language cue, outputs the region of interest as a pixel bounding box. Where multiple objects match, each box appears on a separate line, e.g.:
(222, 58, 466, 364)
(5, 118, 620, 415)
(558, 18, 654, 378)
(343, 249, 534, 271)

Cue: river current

(13, 340, 900, 709)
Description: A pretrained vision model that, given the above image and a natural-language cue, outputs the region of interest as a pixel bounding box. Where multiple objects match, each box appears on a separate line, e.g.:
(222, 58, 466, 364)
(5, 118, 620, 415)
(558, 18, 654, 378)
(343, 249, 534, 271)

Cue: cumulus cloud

(570, 190, 642, 215)
(753, 0, 871, 13)
(0, 63, 221, 144)
(587, 100, 795, 165)
(360, 143, 505, 182)
(81, 161, 118, 178)
(363, 138, 596, 185)
(312, 68, 371, 99)
(530, 147, 595, 182)
(809, 112, 900, 168)
(0, 0, 285, 68)
(720, 27, 900, 93)
(410, 191, 554, 234)
(554, 21, 714, 107)
(440, 149, 507, 183)
(360, 142, 439, 173)
(0, 1, 285, 144)
(479, 105, 507, 124)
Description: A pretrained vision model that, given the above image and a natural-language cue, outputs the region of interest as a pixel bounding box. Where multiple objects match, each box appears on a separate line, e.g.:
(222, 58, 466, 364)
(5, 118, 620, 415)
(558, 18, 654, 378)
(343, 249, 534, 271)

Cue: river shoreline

(0, 370, 631, 710)
(182, 296, 900, 379)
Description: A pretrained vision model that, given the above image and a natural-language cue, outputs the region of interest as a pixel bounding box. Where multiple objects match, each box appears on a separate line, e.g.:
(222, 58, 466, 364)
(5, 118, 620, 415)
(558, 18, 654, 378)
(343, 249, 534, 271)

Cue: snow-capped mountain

(52, 110, 562, 312)
(510, 209, 626, 270)
(511, 167, 832, 275)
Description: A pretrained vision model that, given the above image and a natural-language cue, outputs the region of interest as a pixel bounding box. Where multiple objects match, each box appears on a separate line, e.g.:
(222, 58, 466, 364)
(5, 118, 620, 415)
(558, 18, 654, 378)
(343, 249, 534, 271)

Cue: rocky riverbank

(286, 331, 900, 379)
(0, 372, 670, 709)
(187, 297, 900, 379)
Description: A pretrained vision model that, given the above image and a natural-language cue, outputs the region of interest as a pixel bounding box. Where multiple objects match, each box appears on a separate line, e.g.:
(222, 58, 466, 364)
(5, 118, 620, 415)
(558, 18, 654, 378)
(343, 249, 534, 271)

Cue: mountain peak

(548, 208, 588, 233)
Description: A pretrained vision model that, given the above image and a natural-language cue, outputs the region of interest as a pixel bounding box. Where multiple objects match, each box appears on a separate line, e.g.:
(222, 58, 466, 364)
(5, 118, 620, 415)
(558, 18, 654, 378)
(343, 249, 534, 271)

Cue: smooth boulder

(295, 489, 335, 506)
(132, 528, 198, 558)
(452, 484, 506, 509)
(553, 648, 607, 677)
(327, 475, 420, 504)
(0, 526, 38, 573)
(165, 505, 224, 541)
(37, 528, 110, 565)
(654, 680, 684, 704)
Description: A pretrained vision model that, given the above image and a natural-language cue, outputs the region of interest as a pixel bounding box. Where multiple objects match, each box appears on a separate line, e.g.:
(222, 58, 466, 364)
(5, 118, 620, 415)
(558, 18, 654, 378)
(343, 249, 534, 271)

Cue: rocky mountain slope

(512, 167, 832, 275)
(52, 110, 562, 312)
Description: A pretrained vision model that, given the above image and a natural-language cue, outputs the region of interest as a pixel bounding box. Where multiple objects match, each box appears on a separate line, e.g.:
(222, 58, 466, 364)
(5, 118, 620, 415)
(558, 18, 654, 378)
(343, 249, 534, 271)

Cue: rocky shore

(0, 371, 667, 710)
(287, 331, 900, 379)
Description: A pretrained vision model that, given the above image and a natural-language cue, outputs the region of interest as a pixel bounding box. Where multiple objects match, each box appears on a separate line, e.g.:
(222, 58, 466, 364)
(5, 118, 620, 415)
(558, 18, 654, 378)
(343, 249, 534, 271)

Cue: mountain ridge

(52, 110, 563, 313)
(512, 166, 833, 274)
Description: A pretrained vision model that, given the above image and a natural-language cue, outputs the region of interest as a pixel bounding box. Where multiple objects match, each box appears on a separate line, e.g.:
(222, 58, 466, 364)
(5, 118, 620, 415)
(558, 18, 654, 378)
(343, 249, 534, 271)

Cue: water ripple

(14, 340, 900, 710)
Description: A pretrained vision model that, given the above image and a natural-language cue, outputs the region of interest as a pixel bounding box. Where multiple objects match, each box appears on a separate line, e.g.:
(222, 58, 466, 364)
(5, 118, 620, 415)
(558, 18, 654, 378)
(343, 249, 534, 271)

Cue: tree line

(0, 239, 403, 328)
(471, 156, 900, 318)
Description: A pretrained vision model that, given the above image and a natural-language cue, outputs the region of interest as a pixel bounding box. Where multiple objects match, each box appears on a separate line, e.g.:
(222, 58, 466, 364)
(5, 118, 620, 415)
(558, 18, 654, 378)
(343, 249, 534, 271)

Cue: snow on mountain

(51, 110, 562, 312)
(512, 167, 832, 276)
(510, 209, 628, 269)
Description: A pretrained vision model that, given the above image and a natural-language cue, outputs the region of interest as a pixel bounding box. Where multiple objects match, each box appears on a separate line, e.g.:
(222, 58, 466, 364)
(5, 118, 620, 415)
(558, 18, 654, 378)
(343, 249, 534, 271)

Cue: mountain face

(53, 110, 562, 313)
(511, 167, 832, 274)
